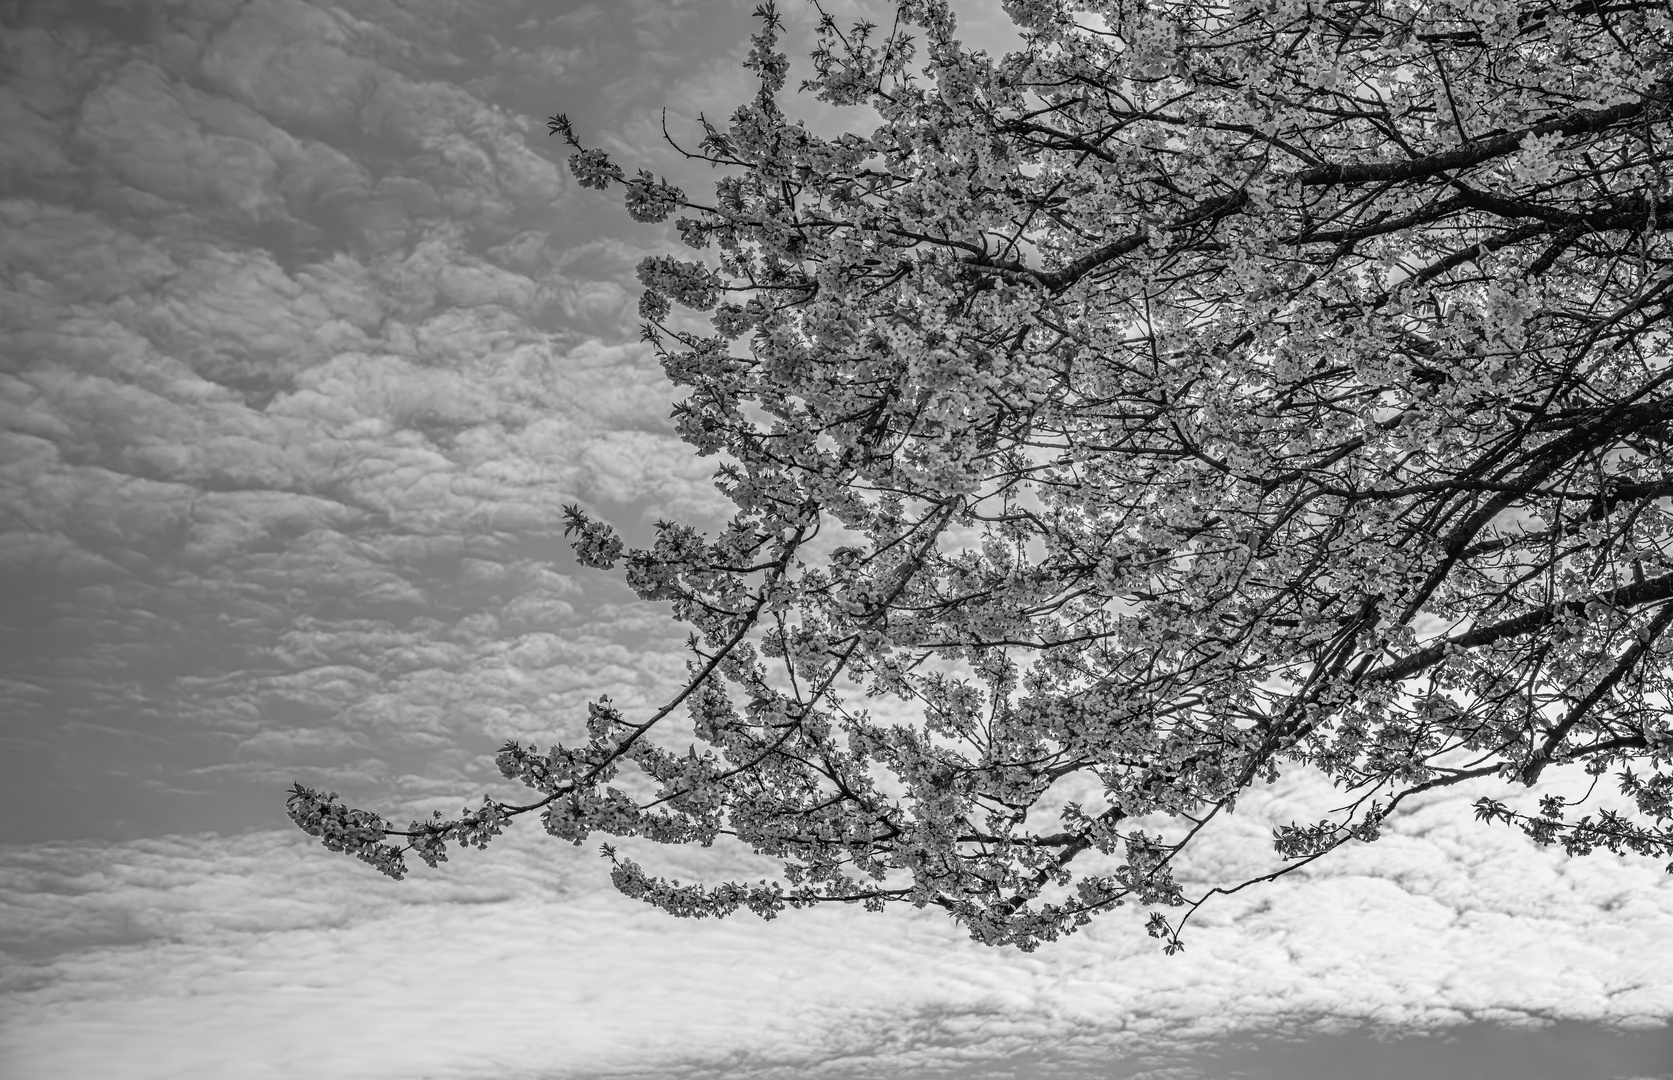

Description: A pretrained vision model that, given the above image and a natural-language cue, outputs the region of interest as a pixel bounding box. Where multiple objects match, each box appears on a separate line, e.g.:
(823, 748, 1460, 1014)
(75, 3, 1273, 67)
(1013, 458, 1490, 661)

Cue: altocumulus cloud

(1, 2, 1672, 1079)
(0, 0, 735, 842)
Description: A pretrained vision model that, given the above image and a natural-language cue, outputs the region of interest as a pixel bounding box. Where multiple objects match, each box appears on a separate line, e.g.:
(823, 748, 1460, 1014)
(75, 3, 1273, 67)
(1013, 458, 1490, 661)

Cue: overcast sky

(1, 1, 1672, 1078)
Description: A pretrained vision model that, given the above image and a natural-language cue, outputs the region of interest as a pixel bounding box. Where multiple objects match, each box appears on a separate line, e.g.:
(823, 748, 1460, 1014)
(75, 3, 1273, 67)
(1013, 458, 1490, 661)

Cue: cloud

(196, 0, 384, 128)
(1, 768, 1671, 1080)
(0, 0, 745, 844)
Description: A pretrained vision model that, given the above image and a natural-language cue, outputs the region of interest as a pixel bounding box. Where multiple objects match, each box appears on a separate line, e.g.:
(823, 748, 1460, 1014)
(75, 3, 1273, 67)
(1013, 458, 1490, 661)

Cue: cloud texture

(3, 768, 1672, 1079)
(1, 2, 1670, 1079)
(0, 0, 748, 842)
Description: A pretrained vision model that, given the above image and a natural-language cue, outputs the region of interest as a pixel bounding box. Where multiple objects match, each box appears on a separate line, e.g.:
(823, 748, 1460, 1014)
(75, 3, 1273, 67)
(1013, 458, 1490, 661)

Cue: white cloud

(1, 770, 1670, 1080)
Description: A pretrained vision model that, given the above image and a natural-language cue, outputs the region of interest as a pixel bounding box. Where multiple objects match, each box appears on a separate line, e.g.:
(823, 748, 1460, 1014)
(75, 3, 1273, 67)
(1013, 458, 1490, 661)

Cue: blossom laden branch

(292, 0, 1673, 953)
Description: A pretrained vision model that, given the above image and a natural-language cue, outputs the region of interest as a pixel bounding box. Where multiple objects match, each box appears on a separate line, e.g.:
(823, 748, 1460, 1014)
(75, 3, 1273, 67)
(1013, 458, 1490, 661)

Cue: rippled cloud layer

(0, 0, 759, 841)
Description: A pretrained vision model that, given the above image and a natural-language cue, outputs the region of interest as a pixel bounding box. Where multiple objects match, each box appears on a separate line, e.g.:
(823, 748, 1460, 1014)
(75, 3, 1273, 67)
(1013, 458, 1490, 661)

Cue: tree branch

(1297, 88, 1667, 187)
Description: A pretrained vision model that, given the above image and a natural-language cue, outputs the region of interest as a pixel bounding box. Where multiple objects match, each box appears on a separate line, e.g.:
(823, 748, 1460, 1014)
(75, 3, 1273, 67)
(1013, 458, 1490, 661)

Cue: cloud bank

(3, 768, 1672, 1079)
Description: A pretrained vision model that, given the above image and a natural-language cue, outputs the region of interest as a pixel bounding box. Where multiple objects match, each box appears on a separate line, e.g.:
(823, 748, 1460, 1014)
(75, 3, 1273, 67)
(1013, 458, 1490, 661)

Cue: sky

(0, 1, 1671, 1077)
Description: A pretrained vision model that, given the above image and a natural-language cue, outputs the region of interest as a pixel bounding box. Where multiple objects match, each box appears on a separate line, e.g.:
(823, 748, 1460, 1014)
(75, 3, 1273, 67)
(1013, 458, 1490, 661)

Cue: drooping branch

(291, 0, 1673, 953)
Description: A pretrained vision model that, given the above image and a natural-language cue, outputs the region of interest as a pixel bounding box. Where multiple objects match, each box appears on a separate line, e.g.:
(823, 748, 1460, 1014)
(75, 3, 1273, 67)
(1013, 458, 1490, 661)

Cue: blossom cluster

(286, 784, 409, 879)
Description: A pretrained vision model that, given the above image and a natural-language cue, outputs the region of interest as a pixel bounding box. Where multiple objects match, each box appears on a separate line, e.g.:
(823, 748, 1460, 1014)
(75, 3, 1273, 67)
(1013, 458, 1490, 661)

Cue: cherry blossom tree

(290, 0, 1673, 951)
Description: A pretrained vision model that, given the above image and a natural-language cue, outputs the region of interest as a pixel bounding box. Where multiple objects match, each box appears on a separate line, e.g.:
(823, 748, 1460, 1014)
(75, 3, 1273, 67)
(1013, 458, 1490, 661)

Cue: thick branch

(1296, 89, 1666, 187)
(1520, 600, 1673, 785)
(1368, 571, 1673, 685)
